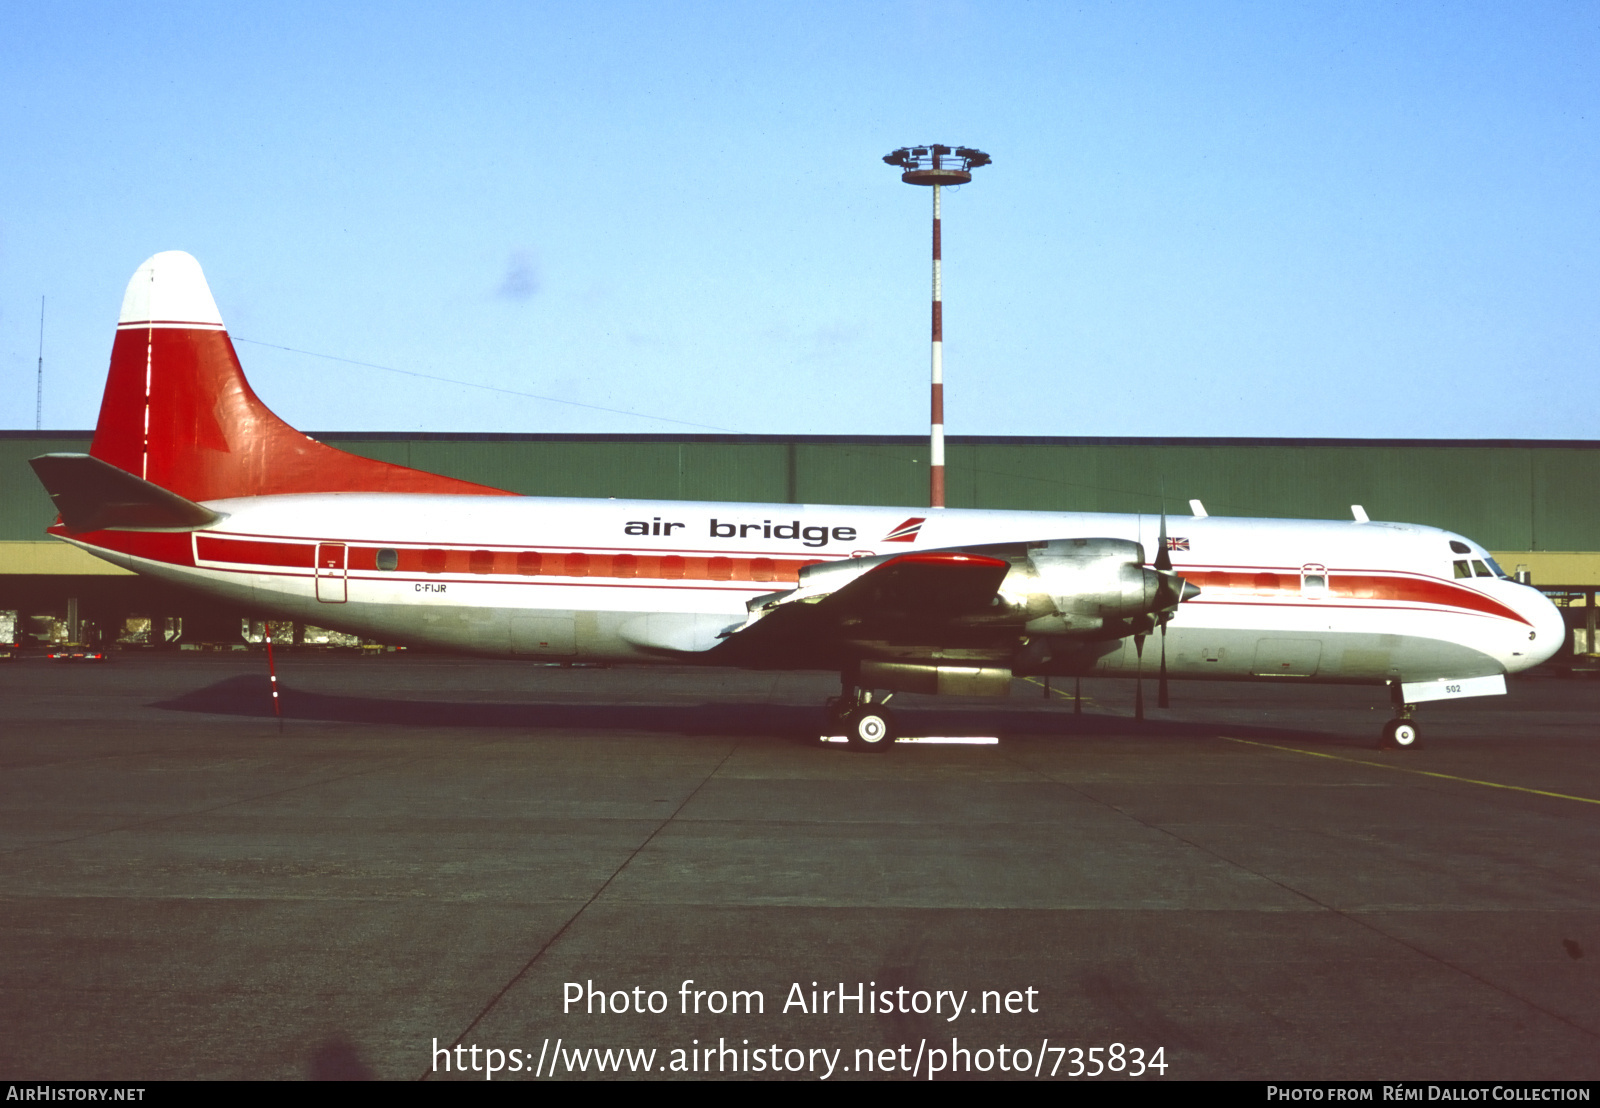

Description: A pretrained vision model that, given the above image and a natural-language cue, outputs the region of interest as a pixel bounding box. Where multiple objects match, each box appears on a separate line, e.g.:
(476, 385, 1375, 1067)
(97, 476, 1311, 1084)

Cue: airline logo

(884, 517, 926, 543)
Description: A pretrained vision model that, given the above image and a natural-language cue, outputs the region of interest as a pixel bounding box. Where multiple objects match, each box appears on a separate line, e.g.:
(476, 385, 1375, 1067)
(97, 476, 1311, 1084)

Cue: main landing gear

(826, 680, 897, 753)
(1382, 684, 1421, 749)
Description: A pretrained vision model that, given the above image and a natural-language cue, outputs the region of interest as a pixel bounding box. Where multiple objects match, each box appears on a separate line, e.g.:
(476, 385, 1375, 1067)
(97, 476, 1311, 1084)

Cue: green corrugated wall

(5, 432, 1597, 551)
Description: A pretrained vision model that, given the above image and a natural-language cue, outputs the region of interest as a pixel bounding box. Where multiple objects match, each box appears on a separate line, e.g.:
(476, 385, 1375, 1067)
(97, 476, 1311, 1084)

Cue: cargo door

(1251, 638, 1321, 677)
(511, 614, 576, 656)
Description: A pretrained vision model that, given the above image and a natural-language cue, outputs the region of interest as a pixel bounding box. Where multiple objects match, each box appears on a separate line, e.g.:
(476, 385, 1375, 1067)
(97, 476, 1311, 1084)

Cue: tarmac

(1, 651, 1597, 1081)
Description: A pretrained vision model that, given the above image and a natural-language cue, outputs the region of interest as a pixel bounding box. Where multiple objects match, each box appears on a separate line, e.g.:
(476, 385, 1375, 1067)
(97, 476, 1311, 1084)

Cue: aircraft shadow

(153, 675, 1352, 745)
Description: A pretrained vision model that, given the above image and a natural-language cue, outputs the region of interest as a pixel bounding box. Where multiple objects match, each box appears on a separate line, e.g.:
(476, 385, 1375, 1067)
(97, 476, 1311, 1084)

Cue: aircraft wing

(712, 538, 1193, 672)
(711, 549, 1016, 668)
(799, 550, 1013, 620)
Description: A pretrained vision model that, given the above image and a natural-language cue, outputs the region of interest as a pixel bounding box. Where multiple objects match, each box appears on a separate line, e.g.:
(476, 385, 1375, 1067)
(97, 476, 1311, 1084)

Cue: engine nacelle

(859, 659, 1013, 697)
(992, 537, 1188, 636)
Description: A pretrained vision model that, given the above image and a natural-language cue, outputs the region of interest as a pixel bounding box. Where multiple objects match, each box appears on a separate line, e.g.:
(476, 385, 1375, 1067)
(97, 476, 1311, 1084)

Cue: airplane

(29, 252, 1566, 751)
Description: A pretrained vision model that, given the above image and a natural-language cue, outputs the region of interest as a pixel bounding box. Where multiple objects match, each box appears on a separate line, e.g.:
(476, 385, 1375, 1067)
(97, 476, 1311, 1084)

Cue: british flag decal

(1165, 536, 1190, 551)
(884, 517, 926, 543)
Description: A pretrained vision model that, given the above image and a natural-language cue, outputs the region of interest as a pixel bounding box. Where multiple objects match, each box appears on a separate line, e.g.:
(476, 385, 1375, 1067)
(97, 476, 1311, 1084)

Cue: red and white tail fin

(88, 251, 514, 501)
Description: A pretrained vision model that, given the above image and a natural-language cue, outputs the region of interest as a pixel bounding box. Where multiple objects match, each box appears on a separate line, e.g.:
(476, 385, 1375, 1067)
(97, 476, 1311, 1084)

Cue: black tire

(1381, 718, 1421, 749)
(846, 707, 895, 752)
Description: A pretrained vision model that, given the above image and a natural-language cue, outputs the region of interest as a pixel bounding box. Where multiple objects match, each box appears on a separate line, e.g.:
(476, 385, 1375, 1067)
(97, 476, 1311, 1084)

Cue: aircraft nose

(1516, 586, 1567, 670)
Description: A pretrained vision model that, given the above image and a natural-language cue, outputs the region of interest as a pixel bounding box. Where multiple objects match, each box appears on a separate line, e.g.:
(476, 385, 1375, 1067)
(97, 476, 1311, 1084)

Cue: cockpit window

(1449, 540, 1471, 554)
(1452, 551, 1510, 580)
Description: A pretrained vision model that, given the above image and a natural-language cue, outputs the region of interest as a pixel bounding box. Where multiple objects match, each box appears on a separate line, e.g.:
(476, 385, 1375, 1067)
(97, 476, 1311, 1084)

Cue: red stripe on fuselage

(1179, 568, 1528, 625)
(57, 527, 197, 567)
(195, 535, 315, 568)
(181, 532, 826, 585)
(58, 529, 1533, 627)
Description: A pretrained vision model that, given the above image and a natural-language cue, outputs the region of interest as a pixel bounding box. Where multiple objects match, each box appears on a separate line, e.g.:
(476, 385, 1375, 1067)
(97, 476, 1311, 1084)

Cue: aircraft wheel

(1381, 719, 1421, 749)
(846, 707, 895, 752)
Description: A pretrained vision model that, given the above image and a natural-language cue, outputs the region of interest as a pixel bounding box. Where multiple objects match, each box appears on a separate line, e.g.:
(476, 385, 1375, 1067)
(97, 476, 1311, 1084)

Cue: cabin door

(315, 543, 348, 603)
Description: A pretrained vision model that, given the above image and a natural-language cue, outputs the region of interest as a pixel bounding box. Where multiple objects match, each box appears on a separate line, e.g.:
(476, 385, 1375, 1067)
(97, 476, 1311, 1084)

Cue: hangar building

(3, 431, 1597, 654)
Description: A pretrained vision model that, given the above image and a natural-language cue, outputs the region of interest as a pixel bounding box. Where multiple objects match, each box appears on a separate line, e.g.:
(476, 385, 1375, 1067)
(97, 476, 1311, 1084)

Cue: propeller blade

(1155, 488, 1177, 710)
(1158, 621, 1170, 709)
(1155, 500, 1172, 573)
(1134, 633, 1146, 721)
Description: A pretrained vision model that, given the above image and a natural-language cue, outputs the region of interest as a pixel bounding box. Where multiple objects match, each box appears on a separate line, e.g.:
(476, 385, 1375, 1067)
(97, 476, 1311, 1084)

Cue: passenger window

(1301, 564, 1327, 598)
(1453, 561, 1471, 579)
(376, 548, 398, 571)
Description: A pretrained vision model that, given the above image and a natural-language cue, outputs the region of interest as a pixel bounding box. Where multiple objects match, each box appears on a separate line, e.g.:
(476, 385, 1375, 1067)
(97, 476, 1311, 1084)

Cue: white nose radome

(1509, 586, 1567, 672)
(117, 251, 225, 329)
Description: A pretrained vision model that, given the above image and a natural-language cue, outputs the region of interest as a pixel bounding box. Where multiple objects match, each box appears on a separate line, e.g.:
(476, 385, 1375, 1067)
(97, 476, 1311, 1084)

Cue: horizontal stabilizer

(30, 453, 223, 532)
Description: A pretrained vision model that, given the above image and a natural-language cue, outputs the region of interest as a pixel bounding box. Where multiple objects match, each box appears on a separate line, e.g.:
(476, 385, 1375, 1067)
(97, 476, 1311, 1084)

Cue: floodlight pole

(883, 145, 990, 509)
(930, 184, 945, 508)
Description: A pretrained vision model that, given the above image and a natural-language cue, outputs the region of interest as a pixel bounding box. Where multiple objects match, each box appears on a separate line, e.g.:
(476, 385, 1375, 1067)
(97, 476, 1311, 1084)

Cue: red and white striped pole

(264, 621, 282, 729)
(883, 145, 988, 511)
(930, 183, 945, 509)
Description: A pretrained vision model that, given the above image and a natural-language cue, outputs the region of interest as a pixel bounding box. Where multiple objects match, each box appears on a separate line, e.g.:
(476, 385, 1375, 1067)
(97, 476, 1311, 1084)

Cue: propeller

(1133, 631, 1145, 721)
(1156, 504, 1171, 709)
(1149, 496, 1202, 708)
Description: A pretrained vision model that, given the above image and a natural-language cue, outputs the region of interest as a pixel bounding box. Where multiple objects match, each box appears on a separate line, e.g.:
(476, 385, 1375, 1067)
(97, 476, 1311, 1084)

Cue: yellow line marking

(1020, 676, 1094, 704)
(1221, 736, 1600, 806)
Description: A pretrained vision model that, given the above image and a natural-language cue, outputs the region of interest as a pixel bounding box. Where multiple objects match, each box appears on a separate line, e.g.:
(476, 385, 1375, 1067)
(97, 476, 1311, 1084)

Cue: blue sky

(2, 1, 1596, 438)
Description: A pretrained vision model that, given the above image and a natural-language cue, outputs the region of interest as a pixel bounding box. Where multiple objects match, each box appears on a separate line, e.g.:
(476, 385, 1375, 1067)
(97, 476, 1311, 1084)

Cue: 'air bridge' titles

(620, 518, 857, 548)
(711, 519, 857, 548)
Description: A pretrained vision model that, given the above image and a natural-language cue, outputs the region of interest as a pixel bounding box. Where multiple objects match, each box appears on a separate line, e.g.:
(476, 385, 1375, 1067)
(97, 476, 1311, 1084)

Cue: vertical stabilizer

(89, 252, 514, 501)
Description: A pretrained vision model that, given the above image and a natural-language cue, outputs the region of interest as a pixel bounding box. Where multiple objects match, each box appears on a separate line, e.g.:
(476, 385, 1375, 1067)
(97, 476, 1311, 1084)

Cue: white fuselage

(64, 493, 1565, 685)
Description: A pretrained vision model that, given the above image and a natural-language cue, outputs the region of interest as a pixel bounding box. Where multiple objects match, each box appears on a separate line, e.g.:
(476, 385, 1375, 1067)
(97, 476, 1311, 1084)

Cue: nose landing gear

(1381, 717, 1421, 748)
(1382, 684, 1421, 749)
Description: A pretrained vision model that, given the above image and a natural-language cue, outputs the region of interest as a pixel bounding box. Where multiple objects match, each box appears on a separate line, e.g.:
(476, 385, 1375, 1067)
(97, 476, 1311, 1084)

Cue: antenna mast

(35, 297, 44, 431)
